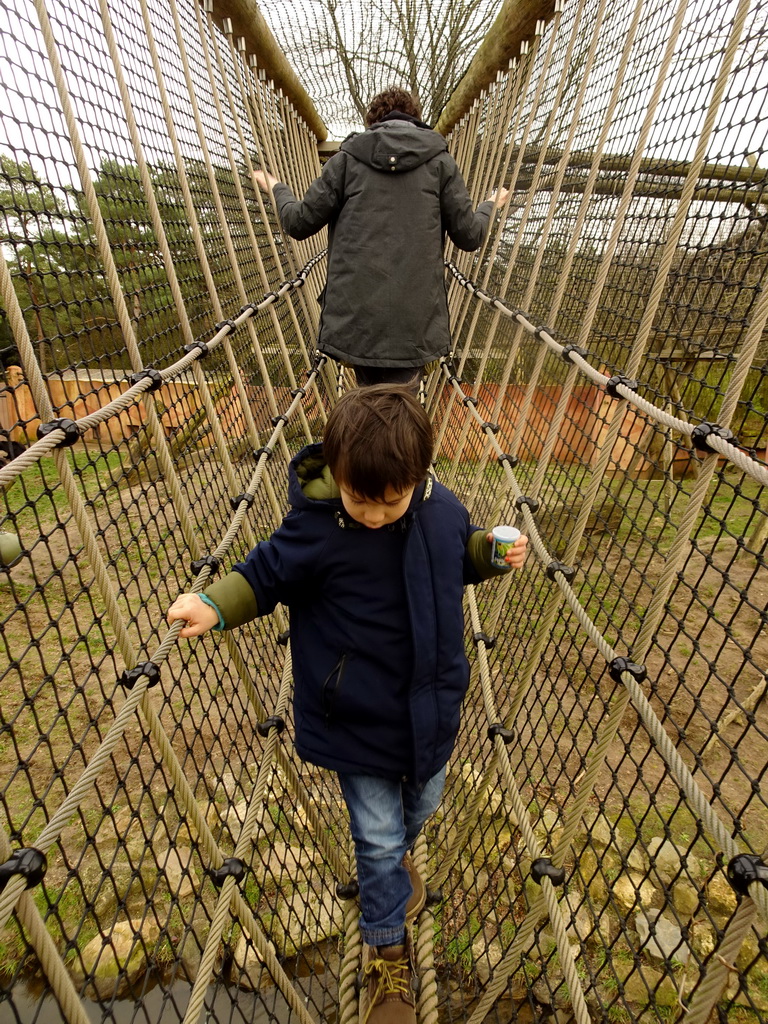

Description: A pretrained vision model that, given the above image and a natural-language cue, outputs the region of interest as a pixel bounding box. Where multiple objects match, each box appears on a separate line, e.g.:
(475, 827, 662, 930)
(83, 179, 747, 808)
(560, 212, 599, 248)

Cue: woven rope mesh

(0, 0, 767, 1022)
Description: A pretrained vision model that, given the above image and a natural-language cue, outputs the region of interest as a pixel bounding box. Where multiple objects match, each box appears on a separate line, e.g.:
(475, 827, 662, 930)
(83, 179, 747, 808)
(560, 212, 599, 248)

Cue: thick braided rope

(339, 837, 363, 1024)
(0, 832, 92, 1024)
(432, 32, 544, 438)
(339, 901, 362, 1024)
(475, 0, 646, 494)
(443, 272, 768, 489)
(165, 0, 309, 453)
(196, 4, 313, 443)
(683, 894, 762, 1024)
(0, 250, 324, 492)
(450, 360, 768, 913)
(93, 0, 297, 486)
(181, 648, 315, 1024)
(445, 27, 548, 367)
(437, 348, 768, 1018)
(136, 0, 281, 447)
(446, 9, 574, 488)
(414, 831, 439, 1024)
(224, 37, 325, 416)
(467, 588, 593, 1024)
(0, 305, 334, 1024)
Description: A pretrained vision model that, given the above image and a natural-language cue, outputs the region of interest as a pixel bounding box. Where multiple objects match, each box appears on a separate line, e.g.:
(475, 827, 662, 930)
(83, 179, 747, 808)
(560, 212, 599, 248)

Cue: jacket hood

(288, 442, 431, 519)
(289, 443, 340, 508)
(340, 117, 447, 173)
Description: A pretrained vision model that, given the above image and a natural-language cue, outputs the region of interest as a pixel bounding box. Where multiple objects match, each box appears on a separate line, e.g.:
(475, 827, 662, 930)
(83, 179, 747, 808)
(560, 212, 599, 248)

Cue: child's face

(338, 483, 416, 529)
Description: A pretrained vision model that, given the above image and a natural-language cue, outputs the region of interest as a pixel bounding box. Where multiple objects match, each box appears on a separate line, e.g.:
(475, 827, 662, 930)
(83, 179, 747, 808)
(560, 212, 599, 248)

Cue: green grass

(3, 449, 124, 531)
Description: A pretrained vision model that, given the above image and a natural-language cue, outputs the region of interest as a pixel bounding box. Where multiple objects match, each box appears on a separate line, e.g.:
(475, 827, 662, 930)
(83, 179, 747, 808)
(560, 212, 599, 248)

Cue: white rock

(232, 929, 275, 991)
(75, 918, 159, 1000)
(647, 838, 684, 884)
(635, 909, 690, 964)
(162, 846, 197, 899)
(612, 873, 659, 914)
(269, 889, 344, 956)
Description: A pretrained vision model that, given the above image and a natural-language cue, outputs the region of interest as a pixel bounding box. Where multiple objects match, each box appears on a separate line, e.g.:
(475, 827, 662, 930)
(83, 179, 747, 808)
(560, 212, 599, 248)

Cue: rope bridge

(0, 0, 766, 1023)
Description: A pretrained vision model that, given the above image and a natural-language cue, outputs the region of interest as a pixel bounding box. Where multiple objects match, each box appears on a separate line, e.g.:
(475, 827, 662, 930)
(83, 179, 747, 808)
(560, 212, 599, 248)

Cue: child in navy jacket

(168, 385, 528, 1024)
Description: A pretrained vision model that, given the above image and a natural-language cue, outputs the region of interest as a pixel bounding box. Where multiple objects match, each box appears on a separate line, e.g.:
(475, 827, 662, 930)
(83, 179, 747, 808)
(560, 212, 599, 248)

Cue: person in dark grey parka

(254, 87, 509, 388)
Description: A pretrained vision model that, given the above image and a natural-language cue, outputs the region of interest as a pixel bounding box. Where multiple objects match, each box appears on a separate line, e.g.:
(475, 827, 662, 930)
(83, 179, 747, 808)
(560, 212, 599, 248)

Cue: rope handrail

(0, 359, 330, 935)
(438, 357, 768, 928)
(444, 260, 768, 488)
(0, 252, 327, 491)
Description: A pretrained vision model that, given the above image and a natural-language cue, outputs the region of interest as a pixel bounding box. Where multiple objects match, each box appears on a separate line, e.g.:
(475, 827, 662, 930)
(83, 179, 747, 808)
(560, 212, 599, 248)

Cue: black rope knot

(0, 848, 47, 893)
(270, 413, 289, 427)
(257, 715, 285, 737)
(230, 492, 255, 511)
(336, 880, 360, 900)
(516, 495, 540, 512)
(531, 858, 566, 886)
(120, 661, 161, 690)
(37, 417, 80, 448)
(290, 386, 307, 398)
(609, 656, 647, 684)
(184, 340, 209, 358)
(208, 858, 246, 888)
(488, 723, 516, 745)
(546, 561, 576, 583)
(483, 421, 501, 434)
(462, 395, 478, 407)
(277, 629, 290, 646)
(128, 368, 164, 392)
(498, 453, 519, 467)
(605, 375, 638, 399)
(691, 422, 736, 453)
(473, 631, 496, 648)
(561, 344, 588, 363)
(253, 446, 273, 462)
(727, 854, 768, 895)
(190, 554, 221, 577)
(534, 324, 554, 340)
(214, 318, 237, 336)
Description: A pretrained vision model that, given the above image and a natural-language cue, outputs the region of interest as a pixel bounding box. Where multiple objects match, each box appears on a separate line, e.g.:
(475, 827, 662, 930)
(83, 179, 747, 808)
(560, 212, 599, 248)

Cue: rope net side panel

(0, 1, 765, 1024)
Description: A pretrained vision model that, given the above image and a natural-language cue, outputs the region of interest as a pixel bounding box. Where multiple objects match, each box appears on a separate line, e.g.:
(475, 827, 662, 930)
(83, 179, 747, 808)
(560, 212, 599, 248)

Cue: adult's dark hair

(364, 87, 422, 127)
(324, 384, 433, 499)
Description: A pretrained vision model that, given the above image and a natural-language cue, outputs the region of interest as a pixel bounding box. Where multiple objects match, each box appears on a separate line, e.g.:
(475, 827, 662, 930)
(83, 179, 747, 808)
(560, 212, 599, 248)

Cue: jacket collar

(378, 110, 433, 131)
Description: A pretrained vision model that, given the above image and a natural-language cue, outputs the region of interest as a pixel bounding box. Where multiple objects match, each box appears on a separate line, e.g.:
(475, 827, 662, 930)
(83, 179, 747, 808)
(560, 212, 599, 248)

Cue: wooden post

(435, 0, 557, 135)
(207, 0, 328, 140)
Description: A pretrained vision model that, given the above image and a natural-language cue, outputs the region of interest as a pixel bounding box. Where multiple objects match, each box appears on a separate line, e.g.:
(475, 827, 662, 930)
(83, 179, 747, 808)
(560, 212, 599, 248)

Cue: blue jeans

(338, 766, 446, 946)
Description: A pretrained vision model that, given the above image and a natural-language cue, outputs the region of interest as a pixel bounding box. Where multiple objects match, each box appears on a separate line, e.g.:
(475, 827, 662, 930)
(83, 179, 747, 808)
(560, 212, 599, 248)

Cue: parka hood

(289, 443, 430, 520)
(290, 443, 340, 507)
(340, 115, 447, 173)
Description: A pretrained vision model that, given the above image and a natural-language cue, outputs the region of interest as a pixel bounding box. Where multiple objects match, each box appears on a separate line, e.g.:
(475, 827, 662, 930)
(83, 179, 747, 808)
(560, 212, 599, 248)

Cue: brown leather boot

(361, 940, 417, 1024)
(403, 852, 425, 923)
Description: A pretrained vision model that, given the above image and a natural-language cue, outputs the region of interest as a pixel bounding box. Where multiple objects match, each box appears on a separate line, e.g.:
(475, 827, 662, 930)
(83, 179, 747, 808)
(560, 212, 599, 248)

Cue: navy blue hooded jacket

(203, 444, 508, 784)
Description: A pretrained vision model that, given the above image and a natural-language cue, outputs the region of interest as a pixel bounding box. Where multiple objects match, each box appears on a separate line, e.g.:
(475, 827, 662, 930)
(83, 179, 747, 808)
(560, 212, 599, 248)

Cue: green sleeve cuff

(203, 572, 259, 629)
(468, 529, 512, 579)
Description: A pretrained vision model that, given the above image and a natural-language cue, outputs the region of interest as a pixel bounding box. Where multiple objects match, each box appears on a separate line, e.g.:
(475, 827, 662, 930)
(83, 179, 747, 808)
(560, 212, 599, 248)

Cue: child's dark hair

(324, 385, 433, 500)
(364, 87, 422, 127)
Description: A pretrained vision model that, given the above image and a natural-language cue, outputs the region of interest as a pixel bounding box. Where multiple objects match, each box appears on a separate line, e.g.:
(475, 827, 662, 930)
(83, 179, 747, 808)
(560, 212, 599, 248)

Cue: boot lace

(361, 954, 412, 1021)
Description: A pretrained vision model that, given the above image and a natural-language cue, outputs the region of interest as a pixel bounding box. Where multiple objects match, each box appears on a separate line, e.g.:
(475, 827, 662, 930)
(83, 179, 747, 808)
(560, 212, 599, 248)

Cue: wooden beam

(506, 146, 768, 187)
(435, 0, 557, 135)
(210, 0, 328, 141)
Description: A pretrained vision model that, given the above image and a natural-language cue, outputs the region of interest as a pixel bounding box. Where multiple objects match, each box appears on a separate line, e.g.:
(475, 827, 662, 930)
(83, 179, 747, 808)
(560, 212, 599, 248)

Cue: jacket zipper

(321, 653, 348, 725)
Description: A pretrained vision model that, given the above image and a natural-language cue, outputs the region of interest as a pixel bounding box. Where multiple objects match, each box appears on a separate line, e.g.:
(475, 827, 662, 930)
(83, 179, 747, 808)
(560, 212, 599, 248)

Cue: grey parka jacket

(272, 113, 495, 368)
